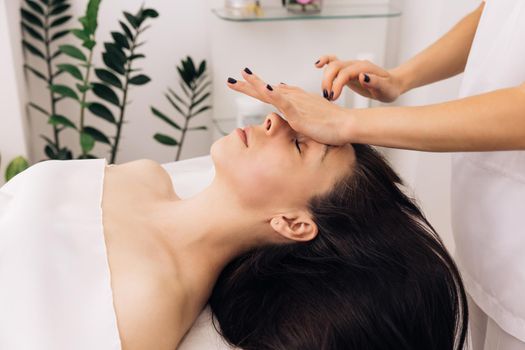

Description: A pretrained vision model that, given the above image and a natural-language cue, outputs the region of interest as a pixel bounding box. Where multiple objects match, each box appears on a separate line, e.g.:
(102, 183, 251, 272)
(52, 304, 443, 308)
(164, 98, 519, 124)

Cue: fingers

(227, 68, 291, 112)
(226, 76, 271, 103)
(314, 54, 338, 68)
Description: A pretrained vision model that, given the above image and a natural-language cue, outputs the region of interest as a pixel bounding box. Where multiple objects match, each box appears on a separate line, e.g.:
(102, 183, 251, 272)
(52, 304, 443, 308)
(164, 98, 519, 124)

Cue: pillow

(161, 155, 236, 350)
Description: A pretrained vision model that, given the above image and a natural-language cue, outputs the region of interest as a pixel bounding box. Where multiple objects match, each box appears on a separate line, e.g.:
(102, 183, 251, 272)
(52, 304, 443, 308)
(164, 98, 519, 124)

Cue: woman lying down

(0, 112, 468, 350)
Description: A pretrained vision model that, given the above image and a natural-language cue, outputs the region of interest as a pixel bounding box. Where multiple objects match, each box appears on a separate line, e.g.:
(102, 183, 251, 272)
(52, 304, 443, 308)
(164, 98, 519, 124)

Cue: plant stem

(176, 88, 195, 161)
(43, 5, 60, 150)
(79, 48, 94, 158)
(110, 30, 137, 164)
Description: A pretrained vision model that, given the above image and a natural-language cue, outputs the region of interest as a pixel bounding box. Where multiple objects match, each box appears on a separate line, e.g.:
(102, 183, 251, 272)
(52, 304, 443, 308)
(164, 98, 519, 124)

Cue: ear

(270, 211, 318, 242)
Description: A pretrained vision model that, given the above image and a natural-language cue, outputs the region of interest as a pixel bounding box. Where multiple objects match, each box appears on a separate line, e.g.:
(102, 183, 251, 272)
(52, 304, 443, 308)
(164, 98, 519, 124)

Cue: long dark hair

(209, 144, 468, 350)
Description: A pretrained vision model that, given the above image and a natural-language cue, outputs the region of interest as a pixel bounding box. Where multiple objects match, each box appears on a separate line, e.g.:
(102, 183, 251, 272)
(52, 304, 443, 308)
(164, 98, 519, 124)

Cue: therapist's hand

(227, 69, 353, 146)
(315, 55, 402, 103)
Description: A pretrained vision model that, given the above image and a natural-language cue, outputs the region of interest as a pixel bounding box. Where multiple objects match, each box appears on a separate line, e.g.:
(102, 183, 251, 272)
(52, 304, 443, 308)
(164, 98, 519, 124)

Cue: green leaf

(51, 29, 70, 41)
(50, 15, 72, 27)
(168, 88, 188, 107)
(76, 83, 91, 93)
(95, 68, 122, 89)
(165, 93, 185, 116)
(22, 40, 45, 59)
(102, 52, 125, 75)
(49, 84, 79, 100)
(39, 134, 55, 146)
(142, 8, 159, 18)
(45, 144, 59, 159)
(48, 114, 76, 129)
(25, 0, 44, 15)
(197, 60, 206, 76)
(191, 92, 210, 109)
(194, 81, 211, 98)
(129, 54, 145, 61)
(188, 126, 208, 131)
(151, 107, 181, 130)
(129, 74, 151, 85)
(84, 126, 111, 145)
(24, 64, 47, 82)
(57, 63, 83, 80)
(119, 21, 134, 40)
(179, 81, 190, 97)
(88, 102, 116, 123)
(21, 8, 43, 27)
(82, 0, 102, 34)
(59, 44, 87, 61)
(80, 131, 95, 153)
(124, 11, 139, 28)
(22, 22, 44, 42)
(49, 3, 70, 16)
(92, 83, 120, 106)
(111, 32, 129, 50)
(29, 102, 50, 116)
(154, 133, 178, 146)
(71, 28, 89, 41)
(82, 39, 96, 50)
(104, 43, 126, 63)
(192, 105, 211, 117)
(5, 156, 30, 182)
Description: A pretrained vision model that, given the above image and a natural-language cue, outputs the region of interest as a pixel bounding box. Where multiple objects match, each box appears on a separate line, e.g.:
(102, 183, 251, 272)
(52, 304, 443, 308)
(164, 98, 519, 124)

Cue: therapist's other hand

(315, 55, 402, 103)
(227, 69, 352, 146)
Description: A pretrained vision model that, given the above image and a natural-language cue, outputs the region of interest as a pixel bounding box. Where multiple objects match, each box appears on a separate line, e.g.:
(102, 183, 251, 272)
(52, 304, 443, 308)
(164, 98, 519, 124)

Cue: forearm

(390, 2, 485, 94)
(348, 84, 525, 152)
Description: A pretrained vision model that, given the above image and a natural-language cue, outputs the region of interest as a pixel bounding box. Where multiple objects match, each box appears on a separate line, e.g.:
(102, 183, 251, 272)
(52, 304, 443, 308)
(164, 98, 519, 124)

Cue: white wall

(0, 0, 30, 186)
(24, 0, 213, 164)
(386, 0, 482, 252)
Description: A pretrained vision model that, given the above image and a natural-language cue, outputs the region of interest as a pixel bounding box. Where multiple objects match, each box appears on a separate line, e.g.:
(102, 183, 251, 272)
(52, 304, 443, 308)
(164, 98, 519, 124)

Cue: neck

(149, 177, 273, 282)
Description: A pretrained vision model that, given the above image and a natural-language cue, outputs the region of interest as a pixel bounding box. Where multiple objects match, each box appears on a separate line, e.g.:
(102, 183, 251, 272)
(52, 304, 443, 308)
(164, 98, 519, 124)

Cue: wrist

(340, 107, 362, 144)
(388, 66, 413, 95)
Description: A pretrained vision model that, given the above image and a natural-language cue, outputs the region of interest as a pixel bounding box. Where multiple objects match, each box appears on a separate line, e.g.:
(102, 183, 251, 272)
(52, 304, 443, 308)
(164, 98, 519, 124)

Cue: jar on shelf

(285, 0, 323, 14)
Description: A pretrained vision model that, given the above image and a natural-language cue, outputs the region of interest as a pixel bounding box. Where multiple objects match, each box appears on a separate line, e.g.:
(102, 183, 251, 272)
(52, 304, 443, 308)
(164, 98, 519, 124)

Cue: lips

(236, 127, 248, 147)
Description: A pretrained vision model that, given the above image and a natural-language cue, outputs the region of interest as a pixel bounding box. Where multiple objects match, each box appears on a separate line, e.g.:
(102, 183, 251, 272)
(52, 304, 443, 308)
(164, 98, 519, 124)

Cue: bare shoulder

(109, 159, 176, 199)
(114, 270, 188, 350)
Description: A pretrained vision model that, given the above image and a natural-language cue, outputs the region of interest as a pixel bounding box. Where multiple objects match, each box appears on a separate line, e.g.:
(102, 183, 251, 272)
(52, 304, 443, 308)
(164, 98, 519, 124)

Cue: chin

(210, 134, 239, 177)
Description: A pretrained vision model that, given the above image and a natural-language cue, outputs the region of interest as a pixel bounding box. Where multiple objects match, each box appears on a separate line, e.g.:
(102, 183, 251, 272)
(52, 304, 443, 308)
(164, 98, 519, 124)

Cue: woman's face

(211, 113, 356, 211)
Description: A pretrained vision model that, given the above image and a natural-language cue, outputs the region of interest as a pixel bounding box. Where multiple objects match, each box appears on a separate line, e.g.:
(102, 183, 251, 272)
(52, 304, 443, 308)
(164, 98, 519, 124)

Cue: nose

(263, 113, 286, 137)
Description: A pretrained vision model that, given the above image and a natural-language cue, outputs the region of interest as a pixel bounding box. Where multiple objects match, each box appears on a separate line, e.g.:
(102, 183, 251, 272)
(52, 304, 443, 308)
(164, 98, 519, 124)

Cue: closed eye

(294, 138, 302, 153)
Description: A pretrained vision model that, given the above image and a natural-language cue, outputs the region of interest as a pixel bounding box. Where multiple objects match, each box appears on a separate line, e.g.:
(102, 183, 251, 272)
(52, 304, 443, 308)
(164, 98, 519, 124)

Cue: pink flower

(296, 0, 313, 4)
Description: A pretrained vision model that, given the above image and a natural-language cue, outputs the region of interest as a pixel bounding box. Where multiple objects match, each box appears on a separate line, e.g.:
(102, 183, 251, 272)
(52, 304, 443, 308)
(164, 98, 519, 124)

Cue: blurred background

(0, 0, 481, 252)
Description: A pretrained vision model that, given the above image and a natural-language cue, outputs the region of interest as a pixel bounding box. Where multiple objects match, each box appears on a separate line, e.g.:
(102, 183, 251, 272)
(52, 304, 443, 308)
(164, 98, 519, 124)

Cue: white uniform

(451, 0, 525, 346)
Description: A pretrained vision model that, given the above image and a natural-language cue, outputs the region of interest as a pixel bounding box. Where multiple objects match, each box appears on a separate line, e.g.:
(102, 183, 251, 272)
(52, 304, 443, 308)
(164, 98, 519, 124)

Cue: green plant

(0, 154, 30, 182)
(151, 57, 211, 161)
(50, 0, 102, 159)
(90, 6, 158, 164)
(20, 0, 73, 159)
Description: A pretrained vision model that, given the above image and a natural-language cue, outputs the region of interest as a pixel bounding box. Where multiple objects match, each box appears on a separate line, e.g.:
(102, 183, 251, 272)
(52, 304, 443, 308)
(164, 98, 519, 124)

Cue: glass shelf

(212, 3, 402, 22)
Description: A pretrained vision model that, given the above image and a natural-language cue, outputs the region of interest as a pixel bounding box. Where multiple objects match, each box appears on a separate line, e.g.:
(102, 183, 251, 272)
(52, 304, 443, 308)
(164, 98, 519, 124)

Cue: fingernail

(227, 77, 237, 84)
(323, 89, 328, 99)
(329, 91, 334, 100)
(244, 67, 252, 75)
(280, 82, 286, 85)
(266, 84, 273, 91)
(315, 60, 320, 65)
(364, 74, 370, 83)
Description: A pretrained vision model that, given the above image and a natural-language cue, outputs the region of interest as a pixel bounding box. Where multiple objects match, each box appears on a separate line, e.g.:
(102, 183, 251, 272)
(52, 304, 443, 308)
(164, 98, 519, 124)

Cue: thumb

(359, 72, 385, 91)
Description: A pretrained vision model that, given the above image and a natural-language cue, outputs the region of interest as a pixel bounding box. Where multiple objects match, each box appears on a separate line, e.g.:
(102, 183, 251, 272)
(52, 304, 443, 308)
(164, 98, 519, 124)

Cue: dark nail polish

(266, 84, 273, 91)
(244, 67, 252, 75)
(280, 82, 286, 85)
(315, 60, 320, 64)
(323, 89, 328, 99)
(329, 91, 334, 100)
(364, 74, 370, 83)
(227, 77, 237, 84)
